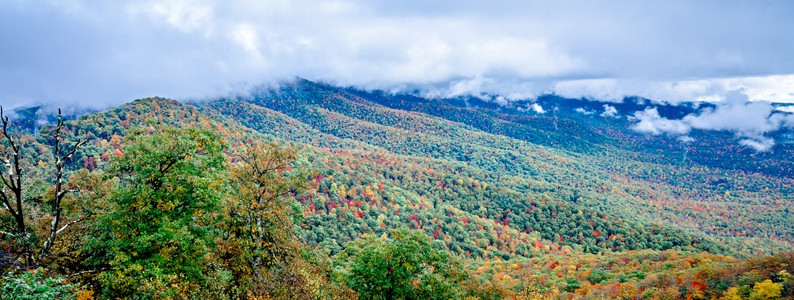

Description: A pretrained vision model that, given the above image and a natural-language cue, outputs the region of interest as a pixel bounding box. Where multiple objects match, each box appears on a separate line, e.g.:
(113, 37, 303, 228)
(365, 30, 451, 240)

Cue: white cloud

(629, 90, 794, 151)
(550, 75, 794, 106)
(739, 137, 775, 152)
(630, 108, 690, 135)
(600, 104, 618, 118)
(2, 1, 794, 108)
(126, 0, 213, 34)
(776, 106, 794, 113)
(530, 103, 545, 114)
(640, 75, 794, 103)
(441, 76, 493, 99)
(554, 79, 622, 102)
(228, 23, 266, 67)
(576, 107, 597, 115)
(681, 90, 781, 135)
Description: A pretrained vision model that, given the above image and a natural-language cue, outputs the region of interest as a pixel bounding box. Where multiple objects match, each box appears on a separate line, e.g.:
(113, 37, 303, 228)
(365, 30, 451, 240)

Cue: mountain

(3, 80, 793, 298)
(194, 79, 792, 255)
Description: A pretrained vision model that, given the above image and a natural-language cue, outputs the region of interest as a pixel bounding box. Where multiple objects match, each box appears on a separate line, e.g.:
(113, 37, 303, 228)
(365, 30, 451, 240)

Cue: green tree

(90, 127, 226, 298)
(563, 278, 580, 292)
(334, 228, 468, 300)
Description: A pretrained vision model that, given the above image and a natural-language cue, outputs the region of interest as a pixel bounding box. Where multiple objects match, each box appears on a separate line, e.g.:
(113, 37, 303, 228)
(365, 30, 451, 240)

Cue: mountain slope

(197, 80, 793, 255)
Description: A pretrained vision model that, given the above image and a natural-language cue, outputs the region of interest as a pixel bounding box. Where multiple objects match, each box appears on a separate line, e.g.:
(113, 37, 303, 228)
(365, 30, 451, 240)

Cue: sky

(2, 0, 794, 110)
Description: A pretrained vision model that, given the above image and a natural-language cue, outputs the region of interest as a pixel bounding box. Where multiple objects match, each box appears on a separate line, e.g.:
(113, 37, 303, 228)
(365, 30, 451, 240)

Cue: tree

(90, 127, 226, 298)
(750, 279, 782, 300)
(39, 110, 89, 260)
(333, 228, 468, 300)
(216, 141, 333, 298)
(0, 107, 86, 266)
(722, 287, 743, 300)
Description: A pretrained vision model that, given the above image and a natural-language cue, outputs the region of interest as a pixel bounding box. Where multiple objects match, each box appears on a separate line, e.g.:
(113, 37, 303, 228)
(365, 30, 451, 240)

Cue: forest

(1, 80, 793, 299)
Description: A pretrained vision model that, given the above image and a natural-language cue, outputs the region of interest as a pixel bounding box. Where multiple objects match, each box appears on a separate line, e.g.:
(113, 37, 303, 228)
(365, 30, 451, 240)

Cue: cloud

(600, 104, 618, 118)
(126, 0, 213, 33)
(776, 106, 794, 113)
(2, 1, 794, 109)
(637, 75, 794, 104)
(739, 137, 775, 152)
(554, 79, 622, 102)
(678, 136, 695, 143)
(629, 90, 794, 151)
(550, 75, 794, 105)
(682, 90, 780, 135)
(517, 102, 546, 114)
(574, 107, 596, 115)
(630, 108, 690, 135)
(530, 103, 546, 114)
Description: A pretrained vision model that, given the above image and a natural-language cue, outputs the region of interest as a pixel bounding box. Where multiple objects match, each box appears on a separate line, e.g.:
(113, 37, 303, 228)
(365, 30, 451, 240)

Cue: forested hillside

(1, 80, 793, 299)
(221, 79, 792, 255)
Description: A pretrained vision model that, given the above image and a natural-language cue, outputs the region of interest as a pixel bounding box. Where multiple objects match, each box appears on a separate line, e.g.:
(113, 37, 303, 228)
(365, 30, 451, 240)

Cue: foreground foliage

(87, 128, 226, 297)
(1, 269, 76, 300)
(333, 228, 468, 299)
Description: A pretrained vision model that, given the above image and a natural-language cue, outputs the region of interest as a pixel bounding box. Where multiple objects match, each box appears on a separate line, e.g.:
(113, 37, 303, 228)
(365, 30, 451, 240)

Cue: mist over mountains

(4, 1, 794, 108)
(10, 79, 794, 155)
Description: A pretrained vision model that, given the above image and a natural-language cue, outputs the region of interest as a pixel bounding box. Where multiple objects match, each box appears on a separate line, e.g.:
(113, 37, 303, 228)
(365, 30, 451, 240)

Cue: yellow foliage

(75, 289, 95, 300)
(751, 279, 782, 300)
(721, 287, 742, 300)
(516, 284, 559, 300)
(779, 270, 793, 282)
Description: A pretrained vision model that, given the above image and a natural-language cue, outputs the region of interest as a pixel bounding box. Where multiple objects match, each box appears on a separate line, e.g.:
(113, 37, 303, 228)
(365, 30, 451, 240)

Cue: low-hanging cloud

(2, 0, 794, 109)
(630, 90, 794, 151)
(600, 105, 619, 118)
(631, 108, 690, 135)
(530, 103, 546, 114)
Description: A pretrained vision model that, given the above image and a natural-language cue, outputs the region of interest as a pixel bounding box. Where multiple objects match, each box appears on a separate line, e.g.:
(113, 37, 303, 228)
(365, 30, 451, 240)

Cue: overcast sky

(2, 0, 794, 109)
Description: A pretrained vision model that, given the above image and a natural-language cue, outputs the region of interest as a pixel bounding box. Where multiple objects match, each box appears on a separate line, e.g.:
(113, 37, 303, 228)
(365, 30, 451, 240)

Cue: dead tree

(0, 107, 87, 265)
(0, 106, 29, 263)
(40, 109, 88, 259)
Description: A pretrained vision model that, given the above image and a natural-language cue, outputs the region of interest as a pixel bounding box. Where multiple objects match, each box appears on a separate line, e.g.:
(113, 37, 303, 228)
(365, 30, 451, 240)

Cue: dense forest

(1, 80, 793, 299)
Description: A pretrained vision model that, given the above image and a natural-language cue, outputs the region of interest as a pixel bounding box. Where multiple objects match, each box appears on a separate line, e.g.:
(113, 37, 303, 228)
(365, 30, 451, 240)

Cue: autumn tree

(215, 141, 343, 298)
(88, 127, 226, 298)
(751, 279, 782, 300)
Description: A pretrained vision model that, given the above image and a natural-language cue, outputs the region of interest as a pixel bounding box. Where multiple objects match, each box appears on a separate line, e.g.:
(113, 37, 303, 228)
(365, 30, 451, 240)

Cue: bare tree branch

(68, 268, 110, 278)
(55, 213, 90, 237)
(0, 106, 29, 263)
(40, 109, 87, 260)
